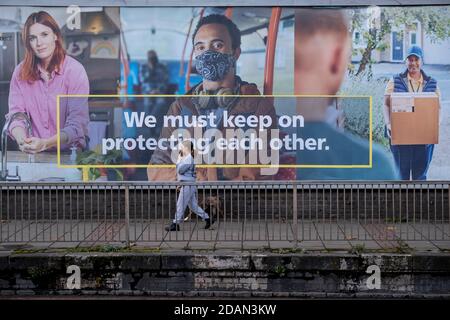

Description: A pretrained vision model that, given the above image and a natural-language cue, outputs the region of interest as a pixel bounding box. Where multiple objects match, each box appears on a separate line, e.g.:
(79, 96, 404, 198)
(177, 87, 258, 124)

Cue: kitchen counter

(4, 151, 72, 164)
(1, 151, 81, 181)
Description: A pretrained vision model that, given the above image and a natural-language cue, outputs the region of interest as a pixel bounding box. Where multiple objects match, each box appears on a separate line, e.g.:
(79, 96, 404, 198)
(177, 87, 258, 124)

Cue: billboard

(1, 5, 449, 182)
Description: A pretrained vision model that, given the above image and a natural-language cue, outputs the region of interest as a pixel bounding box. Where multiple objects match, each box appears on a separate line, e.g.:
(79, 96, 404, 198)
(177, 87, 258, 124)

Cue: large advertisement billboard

(1, 6, 449, 181)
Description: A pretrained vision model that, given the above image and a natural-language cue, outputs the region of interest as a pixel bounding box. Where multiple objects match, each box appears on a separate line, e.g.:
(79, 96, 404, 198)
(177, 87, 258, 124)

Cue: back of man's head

(295, 9, 351, 118)
(295, 9, 349, 38)
(295, 9, 350, 99)
(192, 14, 241, 50)
(295, 9, 350, 73)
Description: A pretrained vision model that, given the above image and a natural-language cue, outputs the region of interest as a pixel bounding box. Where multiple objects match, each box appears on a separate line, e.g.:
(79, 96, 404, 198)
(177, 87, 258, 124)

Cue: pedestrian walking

(165, 140, 215, 231)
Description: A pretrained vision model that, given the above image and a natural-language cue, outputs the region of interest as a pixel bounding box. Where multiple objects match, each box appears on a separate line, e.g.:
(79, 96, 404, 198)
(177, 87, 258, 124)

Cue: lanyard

(409, 80, 420, 93)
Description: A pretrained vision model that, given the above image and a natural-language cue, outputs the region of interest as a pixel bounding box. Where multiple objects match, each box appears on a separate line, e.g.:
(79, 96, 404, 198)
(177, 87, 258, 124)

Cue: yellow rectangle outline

(57, 94, 372, 169)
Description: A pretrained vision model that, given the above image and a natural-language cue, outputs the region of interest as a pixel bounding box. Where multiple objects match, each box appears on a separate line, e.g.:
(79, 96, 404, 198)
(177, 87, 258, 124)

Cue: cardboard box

(390, 92, 439, 145)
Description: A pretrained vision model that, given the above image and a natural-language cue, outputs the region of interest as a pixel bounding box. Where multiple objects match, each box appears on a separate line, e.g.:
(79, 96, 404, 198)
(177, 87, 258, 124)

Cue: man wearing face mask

(147, 14, 278, 181)
(383, 45, 441, 180)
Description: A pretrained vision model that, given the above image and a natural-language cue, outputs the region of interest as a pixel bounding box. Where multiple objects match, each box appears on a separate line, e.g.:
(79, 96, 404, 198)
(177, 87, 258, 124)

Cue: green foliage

(350, 7, 450, 77)
(13, 249, 46, 254)
(28, 266, 52, 279)
(66, 245, 123, 253)
(13, 245, 161, 254)
(271, 247, 307, 254)
(338, 71, 389, 149)
(349, 244, 367, 255)
(376, 42, 388, 52)
(76, 147, 124, 181)
(273, 265, 287, 277)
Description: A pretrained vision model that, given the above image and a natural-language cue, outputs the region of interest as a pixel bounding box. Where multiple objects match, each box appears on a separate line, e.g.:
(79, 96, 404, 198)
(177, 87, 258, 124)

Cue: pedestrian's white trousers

(173, 185, 209, 224)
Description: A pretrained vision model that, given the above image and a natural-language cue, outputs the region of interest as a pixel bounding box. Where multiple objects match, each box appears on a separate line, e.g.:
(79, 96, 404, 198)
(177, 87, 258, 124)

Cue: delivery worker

(383, 45, 441, 180)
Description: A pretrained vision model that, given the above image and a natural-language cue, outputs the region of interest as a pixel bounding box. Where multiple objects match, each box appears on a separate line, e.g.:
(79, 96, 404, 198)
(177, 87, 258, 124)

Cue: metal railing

(1, 181, 449, 248)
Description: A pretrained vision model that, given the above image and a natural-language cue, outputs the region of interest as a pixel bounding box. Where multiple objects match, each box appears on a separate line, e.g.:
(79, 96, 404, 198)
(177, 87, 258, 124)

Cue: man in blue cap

(383, 45, 441, 180)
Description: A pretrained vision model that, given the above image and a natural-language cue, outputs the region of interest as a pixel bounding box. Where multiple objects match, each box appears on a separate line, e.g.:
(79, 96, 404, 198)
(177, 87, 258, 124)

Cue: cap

(406, 45, 423, 60)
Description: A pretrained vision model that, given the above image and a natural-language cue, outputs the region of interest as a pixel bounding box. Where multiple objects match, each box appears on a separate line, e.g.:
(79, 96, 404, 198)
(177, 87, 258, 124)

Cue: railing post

(293, 181, 298, 248)
(124, 184, 130, 248)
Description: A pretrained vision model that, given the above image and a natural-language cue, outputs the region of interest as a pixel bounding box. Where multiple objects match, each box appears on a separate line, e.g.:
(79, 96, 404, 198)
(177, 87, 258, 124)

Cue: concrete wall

(0, 252, 449, 297)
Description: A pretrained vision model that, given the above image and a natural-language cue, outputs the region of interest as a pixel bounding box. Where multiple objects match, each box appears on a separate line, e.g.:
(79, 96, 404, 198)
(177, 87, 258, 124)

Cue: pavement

(1, 219, 449, 252)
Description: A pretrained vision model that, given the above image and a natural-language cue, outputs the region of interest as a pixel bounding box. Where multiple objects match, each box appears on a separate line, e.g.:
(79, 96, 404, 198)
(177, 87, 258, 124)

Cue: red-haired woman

(7, 11, 89, 153)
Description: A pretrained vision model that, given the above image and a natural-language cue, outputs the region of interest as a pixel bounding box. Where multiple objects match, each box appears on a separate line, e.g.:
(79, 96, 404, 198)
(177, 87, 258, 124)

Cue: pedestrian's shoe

(165, 223, 180, 231)
(204, 216, 216, 229)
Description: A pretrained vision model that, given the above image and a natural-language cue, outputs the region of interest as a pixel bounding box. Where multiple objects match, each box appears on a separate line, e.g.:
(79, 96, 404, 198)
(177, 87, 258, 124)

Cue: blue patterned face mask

(194, 50, 236, 81)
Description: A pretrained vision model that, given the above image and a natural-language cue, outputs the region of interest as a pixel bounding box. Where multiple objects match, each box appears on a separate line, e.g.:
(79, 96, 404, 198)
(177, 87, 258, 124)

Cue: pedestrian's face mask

(194, 50, 236, 81)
